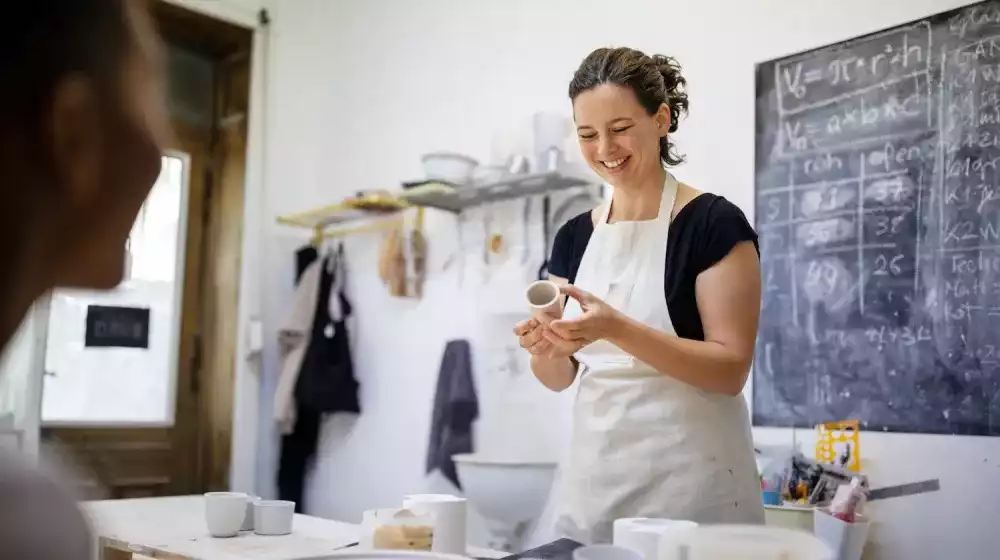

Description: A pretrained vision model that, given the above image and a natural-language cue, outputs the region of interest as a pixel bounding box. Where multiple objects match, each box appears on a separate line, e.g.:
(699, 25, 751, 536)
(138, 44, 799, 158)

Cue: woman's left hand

(545, 285, 625, 348)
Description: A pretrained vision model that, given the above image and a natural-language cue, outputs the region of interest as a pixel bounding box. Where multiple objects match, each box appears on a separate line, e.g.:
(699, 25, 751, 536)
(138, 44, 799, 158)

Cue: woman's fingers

(526, 339, 552, 355)
(512, 318, 538, 336)
(542, 328, 579, 350)
(518, 324, 546, 348)
(549, 319, 585, 339)
(560, 284, 595, 304)
(517, 317, 587, 356)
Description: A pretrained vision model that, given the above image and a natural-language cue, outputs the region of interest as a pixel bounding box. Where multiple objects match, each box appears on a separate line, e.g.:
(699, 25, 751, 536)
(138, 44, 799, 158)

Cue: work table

(85, 495, 507, 560)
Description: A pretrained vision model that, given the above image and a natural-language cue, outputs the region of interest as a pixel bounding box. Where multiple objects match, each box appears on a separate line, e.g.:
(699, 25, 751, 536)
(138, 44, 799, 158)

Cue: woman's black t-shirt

(547, 193, 759, 342)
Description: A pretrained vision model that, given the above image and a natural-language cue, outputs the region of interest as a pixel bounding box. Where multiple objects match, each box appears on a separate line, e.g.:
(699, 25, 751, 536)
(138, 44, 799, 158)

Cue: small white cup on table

(254, 499, 296, 536)
(204, 492, 249, 538)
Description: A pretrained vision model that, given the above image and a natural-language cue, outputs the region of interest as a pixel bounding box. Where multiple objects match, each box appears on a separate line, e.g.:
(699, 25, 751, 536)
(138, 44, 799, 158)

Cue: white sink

(453, 453, 557, 551)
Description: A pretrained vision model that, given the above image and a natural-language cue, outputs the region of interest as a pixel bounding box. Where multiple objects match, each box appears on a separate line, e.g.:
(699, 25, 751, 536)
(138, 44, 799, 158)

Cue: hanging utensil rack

(397, 172, 591, 213)
(276, 171, 593, 242)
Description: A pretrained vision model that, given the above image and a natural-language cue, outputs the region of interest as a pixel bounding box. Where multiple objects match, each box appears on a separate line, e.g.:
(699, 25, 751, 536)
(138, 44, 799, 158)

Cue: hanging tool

(411, 207, 427, 299)
(481, 209, 493, 282)
(521, 197, 532, 264)
(379, 223, 407, 297)
(483, 210, 492, 266)
(537, 195, 551, 280)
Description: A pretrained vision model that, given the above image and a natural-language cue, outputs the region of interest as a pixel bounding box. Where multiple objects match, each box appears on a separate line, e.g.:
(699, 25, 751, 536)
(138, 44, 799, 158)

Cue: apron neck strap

(599, 168, 679, 225)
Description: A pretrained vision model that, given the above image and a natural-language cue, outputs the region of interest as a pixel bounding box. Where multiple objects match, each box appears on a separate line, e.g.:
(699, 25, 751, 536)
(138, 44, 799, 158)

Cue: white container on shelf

(421, 152, 479, 185)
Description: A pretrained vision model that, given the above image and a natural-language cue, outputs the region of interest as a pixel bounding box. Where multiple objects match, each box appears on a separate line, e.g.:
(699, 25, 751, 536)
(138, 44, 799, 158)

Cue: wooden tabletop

(84, 495, 507, 560)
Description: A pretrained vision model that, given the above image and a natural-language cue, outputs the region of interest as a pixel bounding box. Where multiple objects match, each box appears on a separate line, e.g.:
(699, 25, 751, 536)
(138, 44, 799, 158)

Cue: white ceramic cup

(204, 492, 249, 538)
(526, 280, 561, 318)
(254, 500, 296, 536)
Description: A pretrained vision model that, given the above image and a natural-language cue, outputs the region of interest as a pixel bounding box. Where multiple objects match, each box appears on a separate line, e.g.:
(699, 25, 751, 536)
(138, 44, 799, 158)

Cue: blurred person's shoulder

(0, 450, 92, 560)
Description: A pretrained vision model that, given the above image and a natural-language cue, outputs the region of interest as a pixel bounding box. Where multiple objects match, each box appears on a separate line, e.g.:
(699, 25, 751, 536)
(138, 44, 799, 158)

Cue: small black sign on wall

(85, 305, 151, 349)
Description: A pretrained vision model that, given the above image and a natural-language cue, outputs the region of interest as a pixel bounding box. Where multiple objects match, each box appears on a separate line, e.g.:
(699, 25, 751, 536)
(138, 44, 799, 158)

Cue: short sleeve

(696, 197, 759, 273)
(547, 217, 578, 280)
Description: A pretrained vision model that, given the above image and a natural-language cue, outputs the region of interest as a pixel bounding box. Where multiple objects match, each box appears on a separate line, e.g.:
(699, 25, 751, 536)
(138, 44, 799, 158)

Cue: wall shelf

(398, 172, 592, 213)
(275, 172, 595, 241)
(276, 192, 406, 230)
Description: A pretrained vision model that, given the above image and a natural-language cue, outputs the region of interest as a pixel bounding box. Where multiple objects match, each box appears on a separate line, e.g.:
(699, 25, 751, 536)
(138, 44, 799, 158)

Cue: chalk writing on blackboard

(754, 0, 1000, 436)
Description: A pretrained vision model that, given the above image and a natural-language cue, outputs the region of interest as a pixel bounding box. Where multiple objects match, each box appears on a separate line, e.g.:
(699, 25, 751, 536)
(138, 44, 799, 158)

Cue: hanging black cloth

(277, 244, 360, 512)
(425, 339, 478, 489)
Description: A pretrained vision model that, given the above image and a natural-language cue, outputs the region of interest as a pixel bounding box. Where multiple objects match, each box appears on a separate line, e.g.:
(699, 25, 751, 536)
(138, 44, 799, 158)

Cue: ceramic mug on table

(205, 492, 249, 538)
(254, 500, 296, 536)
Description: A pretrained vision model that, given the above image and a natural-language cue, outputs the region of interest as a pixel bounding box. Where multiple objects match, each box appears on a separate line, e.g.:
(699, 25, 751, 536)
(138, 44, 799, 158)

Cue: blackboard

(85, 305, 151, 349)
(754, 1, 1000, 435)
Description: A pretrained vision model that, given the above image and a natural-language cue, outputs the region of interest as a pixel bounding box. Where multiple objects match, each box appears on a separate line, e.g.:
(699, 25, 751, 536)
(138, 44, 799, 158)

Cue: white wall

(253, 1, 999, 559)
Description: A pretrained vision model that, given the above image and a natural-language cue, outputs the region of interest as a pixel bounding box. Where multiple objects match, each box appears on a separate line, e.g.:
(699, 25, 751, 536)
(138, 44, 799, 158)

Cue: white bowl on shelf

(472, 164, 508, 185)
(421, 152, 479, 184)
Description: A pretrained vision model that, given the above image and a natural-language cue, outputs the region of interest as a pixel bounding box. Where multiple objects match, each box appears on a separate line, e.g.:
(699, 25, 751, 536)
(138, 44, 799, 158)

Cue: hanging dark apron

(278, 245, 360, 512)
(295, 245, 360, 415)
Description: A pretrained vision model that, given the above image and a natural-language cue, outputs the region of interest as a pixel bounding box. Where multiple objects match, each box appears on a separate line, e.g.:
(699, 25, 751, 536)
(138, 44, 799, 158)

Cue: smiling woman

(512, 47, 764, 544)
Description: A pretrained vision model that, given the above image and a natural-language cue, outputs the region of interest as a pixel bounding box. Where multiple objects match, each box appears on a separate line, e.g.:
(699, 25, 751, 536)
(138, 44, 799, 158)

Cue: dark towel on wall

(425, 339, 478, 489)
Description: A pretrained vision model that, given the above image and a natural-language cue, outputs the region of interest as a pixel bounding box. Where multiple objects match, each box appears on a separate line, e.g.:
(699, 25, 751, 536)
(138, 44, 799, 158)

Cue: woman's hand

(514, 315, 585, 360)
(513, 317, 553, 357)
(547, 285, 624, 347)
(516, 284, 625, 359)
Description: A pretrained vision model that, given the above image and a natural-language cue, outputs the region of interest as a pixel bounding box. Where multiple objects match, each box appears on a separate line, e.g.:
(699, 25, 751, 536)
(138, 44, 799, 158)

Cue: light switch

(247, 317, 263, 354)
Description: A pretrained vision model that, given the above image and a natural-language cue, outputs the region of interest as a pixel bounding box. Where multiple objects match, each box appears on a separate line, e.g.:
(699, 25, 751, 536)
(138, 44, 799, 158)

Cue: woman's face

(573, 83, 670, 187)
(50, 2, 168, 289)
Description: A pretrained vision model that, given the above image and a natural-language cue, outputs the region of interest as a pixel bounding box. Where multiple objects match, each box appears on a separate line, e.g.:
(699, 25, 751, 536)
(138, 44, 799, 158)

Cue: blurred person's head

(0, 0, 167, 346)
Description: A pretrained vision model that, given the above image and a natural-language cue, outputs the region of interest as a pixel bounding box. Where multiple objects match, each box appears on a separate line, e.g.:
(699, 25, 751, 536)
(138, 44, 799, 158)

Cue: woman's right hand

(513, 317, 552, 356)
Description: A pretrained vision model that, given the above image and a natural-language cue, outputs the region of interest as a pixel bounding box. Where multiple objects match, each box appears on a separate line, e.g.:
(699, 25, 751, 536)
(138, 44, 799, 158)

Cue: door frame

(220, 6, 268, 496)
(161, 0, 268, 495)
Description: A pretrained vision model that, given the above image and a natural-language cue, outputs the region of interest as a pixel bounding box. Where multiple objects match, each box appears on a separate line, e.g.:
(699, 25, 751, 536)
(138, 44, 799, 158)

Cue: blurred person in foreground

(0, 1, 167, 558)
